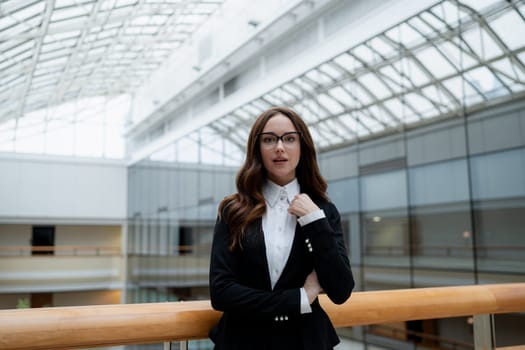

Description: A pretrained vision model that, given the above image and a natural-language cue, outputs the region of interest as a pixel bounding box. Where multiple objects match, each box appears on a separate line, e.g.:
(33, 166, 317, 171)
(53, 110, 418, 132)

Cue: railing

(365, 245, 525, 259)
(0, 245, 121, 256)
(127, 244, 210, 257)
(1, 283, 524, 350)
(8, 244, 520, 258)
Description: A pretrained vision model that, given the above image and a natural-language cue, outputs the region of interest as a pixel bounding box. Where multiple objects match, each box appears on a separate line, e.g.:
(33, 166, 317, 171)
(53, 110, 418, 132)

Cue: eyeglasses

(258, 131, 301, 148)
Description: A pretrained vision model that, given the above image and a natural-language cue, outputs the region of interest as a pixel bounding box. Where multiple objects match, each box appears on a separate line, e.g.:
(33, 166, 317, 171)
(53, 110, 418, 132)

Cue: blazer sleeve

(302, 202, 354, 304)
(209, 216, 301, 319)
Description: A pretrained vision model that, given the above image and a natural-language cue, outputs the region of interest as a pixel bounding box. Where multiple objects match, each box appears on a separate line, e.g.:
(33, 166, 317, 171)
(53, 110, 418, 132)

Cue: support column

(473, 314, 496, 350)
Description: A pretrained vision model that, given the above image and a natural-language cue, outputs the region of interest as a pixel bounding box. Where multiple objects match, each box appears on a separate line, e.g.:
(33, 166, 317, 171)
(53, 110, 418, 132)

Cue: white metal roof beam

(323, 59, 473, 124)
(106, 0, 193, 94)
(312, 92, 356, 137)
(283, 79, 360, 132)
(0, 0, 40, 15)
(46, 0, 104, 107)
(470, 14, 525, 87)
(296, 72, 349, 140)
(185, 130, 243, 164)
(207, 123, 246, 152)
(278, 87, 321, 120)
(216, 110, 252, 135)
(350, 48, 421, 121)
(11, 0, 55, 125)
(409, 17, 489, 100)
(315, 76, 383, 132)
(291, 76, 333, 118)
(459, 1, 525, 75)
(328, 59, 400, 126)
(380, 34, 462, 112)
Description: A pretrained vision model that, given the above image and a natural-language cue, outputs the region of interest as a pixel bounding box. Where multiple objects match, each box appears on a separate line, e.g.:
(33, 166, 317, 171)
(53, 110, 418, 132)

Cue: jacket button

(275, 316, 279, 322)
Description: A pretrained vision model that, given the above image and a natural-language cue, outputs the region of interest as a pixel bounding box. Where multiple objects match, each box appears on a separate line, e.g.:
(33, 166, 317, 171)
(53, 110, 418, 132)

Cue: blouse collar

(262, 178, 300, 208)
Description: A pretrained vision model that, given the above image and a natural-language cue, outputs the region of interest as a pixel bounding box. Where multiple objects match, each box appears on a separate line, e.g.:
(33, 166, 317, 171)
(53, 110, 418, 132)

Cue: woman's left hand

(288, 193, 320, 217)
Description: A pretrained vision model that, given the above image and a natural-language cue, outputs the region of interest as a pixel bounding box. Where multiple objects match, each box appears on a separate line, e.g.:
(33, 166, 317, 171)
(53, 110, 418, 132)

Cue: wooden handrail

(0, 283, 524, 350)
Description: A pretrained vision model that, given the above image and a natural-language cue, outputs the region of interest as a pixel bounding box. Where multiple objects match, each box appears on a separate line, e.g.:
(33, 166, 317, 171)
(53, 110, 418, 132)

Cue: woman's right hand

(303, 270, 321, 304)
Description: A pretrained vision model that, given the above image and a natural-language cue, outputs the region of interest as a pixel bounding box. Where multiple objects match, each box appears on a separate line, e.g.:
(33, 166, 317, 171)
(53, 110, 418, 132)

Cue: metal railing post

(163, 341, 188, 350)
(473, 314, 495, 350)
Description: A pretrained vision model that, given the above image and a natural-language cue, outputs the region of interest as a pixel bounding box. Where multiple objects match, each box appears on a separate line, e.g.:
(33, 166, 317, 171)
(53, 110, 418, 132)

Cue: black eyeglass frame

(257, 131, 302, 146)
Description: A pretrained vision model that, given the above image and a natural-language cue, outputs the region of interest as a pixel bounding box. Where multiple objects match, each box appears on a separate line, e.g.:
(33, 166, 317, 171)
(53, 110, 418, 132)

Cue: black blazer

(209, 200, 354, 350)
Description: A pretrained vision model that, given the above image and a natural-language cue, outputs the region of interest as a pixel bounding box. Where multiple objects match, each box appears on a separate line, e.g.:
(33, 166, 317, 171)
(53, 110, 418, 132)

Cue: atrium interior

(1, 0, 524, 349)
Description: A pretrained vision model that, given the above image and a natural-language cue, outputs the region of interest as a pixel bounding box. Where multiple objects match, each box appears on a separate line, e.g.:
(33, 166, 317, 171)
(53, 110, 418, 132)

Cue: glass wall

(126, 161, 237, 349)
(471, 148, 525, 279)
(126, 161, 236, 304)
(319, 101, 525, 294)
(319, 100, 525, 349)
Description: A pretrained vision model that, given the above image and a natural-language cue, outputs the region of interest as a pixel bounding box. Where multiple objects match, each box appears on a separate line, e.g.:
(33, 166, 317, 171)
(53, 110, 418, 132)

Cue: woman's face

(259, 113, 301, 186)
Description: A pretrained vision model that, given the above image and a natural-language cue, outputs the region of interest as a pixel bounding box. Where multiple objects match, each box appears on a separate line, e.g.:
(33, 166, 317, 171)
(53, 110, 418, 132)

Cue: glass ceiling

(149, 0, 525, 165)
(0, 0, 224, 157)
(1, 0, 523, 163)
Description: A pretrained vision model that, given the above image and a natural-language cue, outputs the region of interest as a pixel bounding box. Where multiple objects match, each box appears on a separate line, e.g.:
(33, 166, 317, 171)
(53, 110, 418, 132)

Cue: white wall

(0, 153, 127, 222)
(0, 224, 30, 246)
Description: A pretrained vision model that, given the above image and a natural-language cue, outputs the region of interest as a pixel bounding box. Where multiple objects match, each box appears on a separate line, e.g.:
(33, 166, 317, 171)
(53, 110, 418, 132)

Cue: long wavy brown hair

(218, 106, 328, 251)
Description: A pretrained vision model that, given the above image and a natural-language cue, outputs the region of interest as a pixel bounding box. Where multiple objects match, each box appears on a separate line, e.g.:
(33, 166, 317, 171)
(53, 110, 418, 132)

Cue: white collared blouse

(262, 179, 325, 313)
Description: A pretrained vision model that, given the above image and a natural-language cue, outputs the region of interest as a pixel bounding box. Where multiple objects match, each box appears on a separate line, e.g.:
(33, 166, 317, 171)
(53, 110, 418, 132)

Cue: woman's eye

(285, 136, 296, 142)
(263, 137, 275, 144)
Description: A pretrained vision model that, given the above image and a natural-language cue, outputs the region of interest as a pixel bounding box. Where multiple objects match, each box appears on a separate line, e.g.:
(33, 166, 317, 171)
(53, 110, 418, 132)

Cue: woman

(209, 106, 354, 349)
